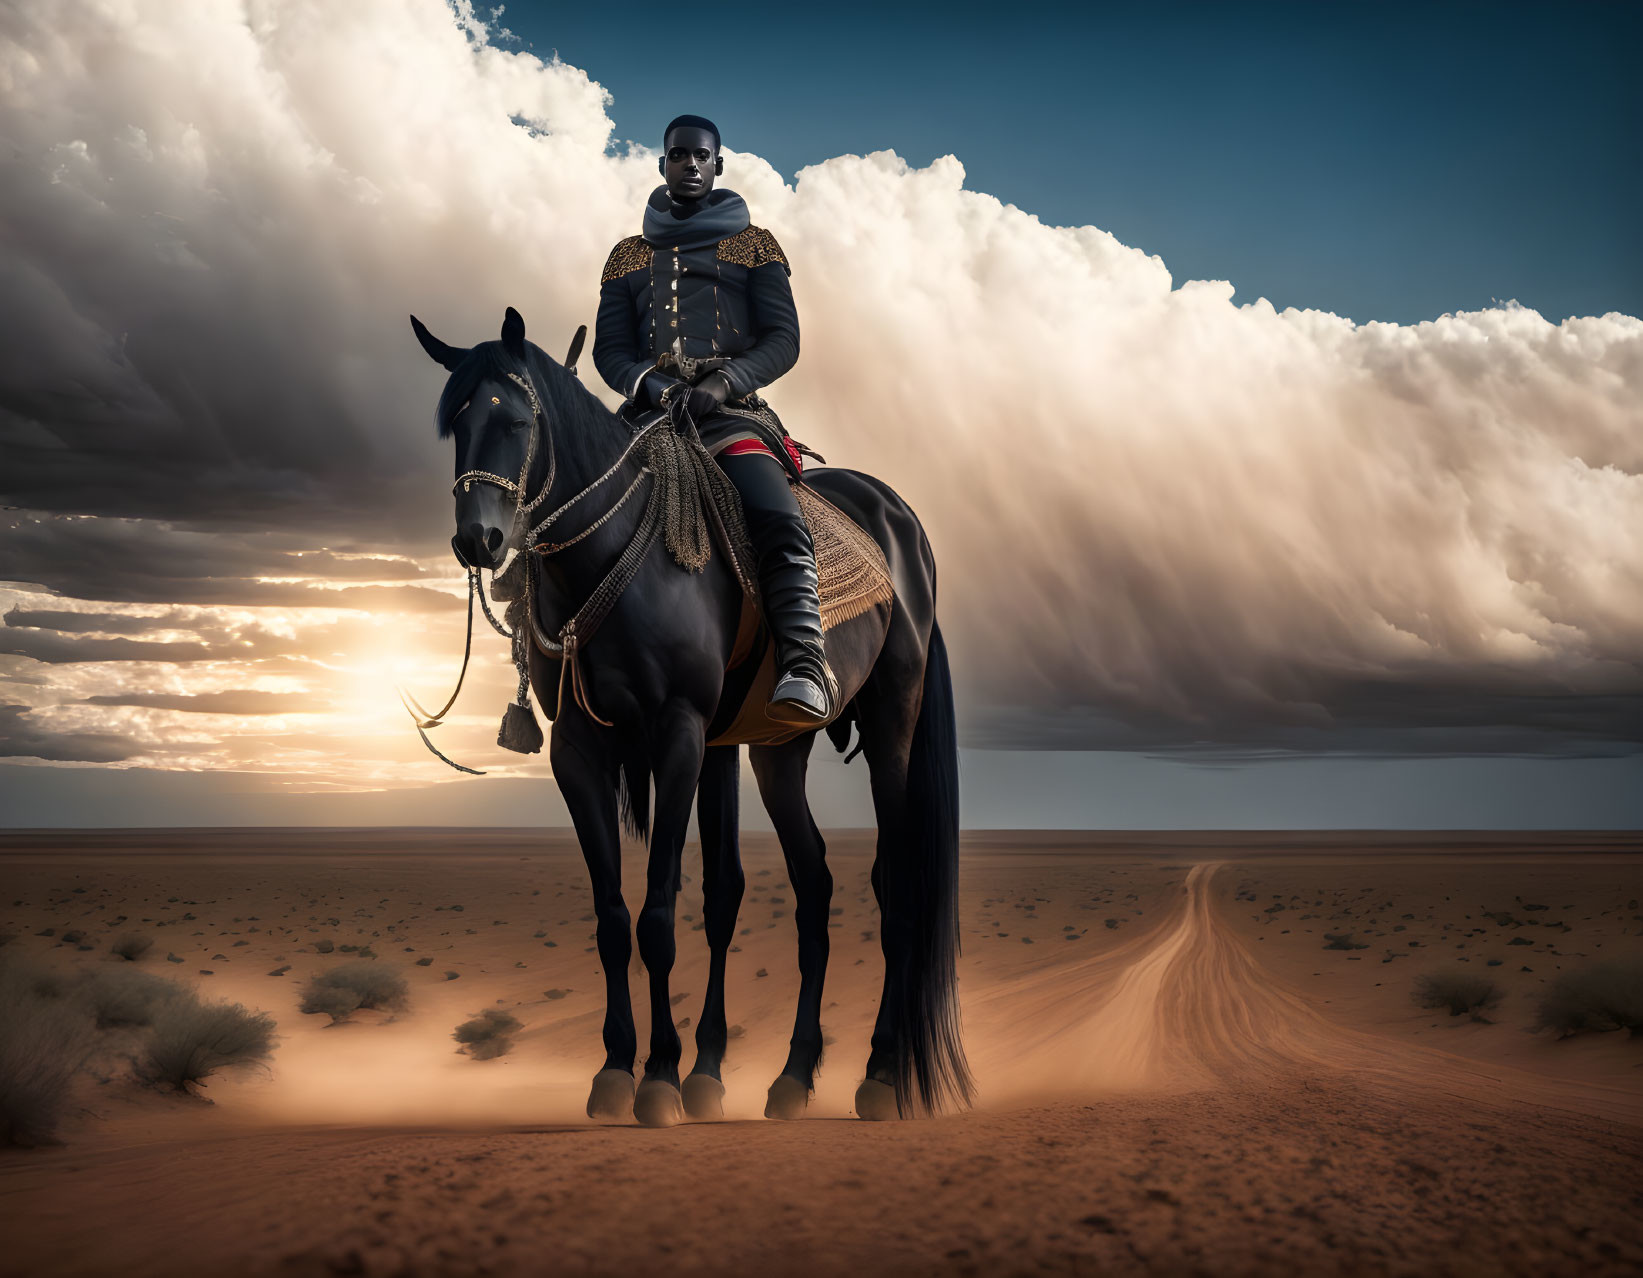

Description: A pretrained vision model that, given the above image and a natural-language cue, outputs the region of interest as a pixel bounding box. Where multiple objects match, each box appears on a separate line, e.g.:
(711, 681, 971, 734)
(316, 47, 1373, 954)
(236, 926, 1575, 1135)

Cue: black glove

(683, 370, 732, 422)
(637, 370, 685, 410)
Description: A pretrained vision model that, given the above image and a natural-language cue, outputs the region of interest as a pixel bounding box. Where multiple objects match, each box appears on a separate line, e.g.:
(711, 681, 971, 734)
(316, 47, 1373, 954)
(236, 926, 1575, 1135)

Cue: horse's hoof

(764, 1074, 809, 1121)
(681, 1073, 725, 1121)
(586, 1068, 635, 1121)
(633, 1078, 684, 1128)
(854, 1078, 900, 1121)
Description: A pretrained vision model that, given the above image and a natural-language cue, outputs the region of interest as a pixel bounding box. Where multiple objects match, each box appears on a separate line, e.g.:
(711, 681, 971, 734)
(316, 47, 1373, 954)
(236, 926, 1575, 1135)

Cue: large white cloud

(0, 0, 1638, 770)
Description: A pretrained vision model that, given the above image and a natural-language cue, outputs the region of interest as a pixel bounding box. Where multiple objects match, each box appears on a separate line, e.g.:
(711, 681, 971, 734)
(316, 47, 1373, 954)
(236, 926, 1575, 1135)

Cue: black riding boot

(717, 451, 838, 723)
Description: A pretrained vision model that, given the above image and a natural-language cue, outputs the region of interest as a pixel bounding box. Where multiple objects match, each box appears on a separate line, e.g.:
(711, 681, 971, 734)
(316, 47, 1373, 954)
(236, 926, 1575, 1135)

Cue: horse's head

(412, 307, 544, 571)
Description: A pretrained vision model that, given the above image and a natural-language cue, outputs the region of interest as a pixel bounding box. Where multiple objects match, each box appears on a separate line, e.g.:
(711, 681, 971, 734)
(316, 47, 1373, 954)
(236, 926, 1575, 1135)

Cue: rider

(592, 113, 837, 724)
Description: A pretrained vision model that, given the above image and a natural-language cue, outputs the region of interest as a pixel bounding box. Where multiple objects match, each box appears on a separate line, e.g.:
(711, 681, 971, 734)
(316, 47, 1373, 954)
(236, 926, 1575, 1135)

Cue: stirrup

(768, 659, 838, 725)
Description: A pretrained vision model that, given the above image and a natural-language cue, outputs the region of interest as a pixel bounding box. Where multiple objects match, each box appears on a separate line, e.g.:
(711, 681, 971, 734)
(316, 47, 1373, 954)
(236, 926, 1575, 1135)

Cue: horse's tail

(887, 617, 973, 1115)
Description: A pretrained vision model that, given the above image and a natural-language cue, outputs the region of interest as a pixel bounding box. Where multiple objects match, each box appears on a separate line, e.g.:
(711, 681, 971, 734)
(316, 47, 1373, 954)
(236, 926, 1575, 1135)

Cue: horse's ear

(410, 315, 465, 371)
(501, 307, 526, 360)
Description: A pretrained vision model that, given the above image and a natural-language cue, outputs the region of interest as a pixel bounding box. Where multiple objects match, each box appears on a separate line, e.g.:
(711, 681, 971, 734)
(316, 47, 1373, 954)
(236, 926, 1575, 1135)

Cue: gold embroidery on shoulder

(601, 235, 652, 283)
(717, 226, 790, 271)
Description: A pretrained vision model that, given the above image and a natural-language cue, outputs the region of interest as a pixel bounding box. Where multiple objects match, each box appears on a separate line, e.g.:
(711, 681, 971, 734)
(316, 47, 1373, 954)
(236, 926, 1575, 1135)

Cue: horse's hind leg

(550, 711, 637, 1121)
(749, 732, 831, 1120)
(854, 685, 918, 1121)
(684, 744, 744, 1120)
(632, 707, 708, 1128)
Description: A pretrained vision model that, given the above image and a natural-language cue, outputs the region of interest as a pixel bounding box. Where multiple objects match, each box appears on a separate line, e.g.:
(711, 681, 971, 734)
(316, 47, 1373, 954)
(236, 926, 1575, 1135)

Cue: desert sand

(1, 828, 1640, 1277)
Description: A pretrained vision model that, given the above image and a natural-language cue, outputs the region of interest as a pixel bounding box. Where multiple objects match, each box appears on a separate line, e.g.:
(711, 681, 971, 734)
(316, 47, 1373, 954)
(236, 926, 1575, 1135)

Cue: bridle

(451, 371, 555, 528)
(402, 348, 674, 771)
(459, 369, 661, 566)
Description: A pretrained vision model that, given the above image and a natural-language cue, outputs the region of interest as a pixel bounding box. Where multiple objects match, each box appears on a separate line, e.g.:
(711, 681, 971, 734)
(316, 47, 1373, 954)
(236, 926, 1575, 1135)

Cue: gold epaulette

(600, 235, 653, 283)
(717, 226, 790, 271)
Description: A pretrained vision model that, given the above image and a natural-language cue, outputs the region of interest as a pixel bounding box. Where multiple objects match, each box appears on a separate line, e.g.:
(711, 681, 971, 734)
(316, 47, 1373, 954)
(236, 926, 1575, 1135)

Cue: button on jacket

(593, 225, 800, 404)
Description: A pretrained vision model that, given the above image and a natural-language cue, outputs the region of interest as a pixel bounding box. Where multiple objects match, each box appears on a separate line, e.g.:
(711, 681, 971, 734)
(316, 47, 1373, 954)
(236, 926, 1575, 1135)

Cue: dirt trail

(971, 862, 1643, 1123)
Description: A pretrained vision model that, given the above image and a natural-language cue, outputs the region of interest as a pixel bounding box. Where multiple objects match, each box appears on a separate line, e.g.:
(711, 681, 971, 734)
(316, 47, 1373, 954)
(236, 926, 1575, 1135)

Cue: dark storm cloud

(0, 608, 405, 665)
(0, 514, 454, 608)
(275, 553, 433, 581)
(0, 704, 141, 762)
(2, 607, 194, 635)
(0, 193, 437, 542)
(80, 690, 311, 714)
(969, 682, 1643, 758)
(0, 512, 310, 600)
(0, 632, 217, 664)
(292, 585, 458, 613)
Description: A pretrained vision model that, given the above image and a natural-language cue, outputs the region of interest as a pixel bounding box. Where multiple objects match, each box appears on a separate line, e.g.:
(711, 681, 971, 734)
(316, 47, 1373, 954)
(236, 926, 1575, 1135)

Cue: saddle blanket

(706, 481, 893, 747)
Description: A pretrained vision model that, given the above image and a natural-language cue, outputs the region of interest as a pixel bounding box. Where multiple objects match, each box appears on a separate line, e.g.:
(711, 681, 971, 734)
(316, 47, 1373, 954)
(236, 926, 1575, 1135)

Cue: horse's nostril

(484, 527, 504, 555)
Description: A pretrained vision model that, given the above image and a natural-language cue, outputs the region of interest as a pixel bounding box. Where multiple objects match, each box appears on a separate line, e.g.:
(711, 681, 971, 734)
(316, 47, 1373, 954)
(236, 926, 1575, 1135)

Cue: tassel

(497, 700, 544, 754)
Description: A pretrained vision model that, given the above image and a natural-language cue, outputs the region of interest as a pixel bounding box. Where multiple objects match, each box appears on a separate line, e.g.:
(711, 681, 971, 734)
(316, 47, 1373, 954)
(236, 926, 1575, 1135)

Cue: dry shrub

(1413, 970, 1504, 1021)
(109, 934, 153, 962)
(134, 997, 277, 1094)
(453, 1008, 522, 1060)
(1533, 959, 1643, 1039)
(0, 957, 97, 1147)
(78, 967, 186, 1029)
(453, 1007, 522, 1059)
(19, 965, 74, 1000)
(299, 961, 409, 1023)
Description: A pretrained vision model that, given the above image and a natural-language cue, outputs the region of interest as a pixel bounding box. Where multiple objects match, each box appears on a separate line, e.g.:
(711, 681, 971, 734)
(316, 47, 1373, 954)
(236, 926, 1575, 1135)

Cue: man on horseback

(593, 113, 838, 725)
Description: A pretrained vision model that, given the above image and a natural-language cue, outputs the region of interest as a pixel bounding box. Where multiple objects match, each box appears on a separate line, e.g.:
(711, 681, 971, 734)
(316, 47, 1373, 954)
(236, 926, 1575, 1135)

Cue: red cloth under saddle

(721, 435, 804, 474)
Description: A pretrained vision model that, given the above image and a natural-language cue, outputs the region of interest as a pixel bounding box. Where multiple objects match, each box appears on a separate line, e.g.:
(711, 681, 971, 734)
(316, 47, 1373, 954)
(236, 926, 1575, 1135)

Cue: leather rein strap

(526, 420, 668, 726)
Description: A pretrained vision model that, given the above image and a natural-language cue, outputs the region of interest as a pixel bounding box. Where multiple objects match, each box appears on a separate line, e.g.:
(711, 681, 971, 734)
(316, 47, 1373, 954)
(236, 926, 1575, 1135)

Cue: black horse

(412, 308, 970, 1124)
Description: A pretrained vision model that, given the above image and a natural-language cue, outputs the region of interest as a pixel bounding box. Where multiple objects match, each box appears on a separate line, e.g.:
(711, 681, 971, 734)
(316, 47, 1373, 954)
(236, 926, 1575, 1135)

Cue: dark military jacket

(592, 224, 800, 405)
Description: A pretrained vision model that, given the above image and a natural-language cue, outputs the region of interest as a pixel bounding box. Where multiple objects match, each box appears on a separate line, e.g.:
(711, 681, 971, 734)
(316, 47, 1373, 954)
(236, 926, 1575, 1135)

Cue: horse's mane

(435, 339, 611, 440)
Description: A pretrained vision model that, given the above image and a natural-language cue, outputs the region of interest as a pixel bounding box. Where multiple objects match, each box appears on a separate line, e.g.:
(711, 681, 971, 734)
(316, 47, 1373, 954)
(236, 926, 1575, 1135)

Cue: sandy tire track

(973, 862, 1643, 1123)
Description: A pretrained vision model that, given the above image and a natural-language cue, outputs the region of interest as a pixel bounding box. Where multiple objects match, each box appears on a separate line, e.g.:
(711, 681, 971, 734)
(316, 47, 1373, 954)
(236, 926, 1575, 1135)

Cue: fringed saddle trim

(795, 484, 895, 629)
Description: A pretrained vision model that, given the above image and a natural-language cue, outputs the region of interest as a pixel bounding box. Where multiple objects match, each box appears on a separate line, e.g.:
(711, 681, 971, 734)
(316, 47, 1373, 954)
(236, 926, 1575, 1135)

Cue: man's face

(661, 126, 719, 201)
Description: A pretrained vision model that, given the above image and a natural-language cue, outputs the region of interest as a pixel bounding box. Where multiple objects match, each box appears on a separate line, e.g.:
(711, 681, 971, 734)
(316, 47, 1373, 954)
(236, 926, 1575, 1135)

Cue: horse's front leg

(632, 703, 708, 1127)
(683, 743, 744, 1120)
(550, 709, 637, 1121)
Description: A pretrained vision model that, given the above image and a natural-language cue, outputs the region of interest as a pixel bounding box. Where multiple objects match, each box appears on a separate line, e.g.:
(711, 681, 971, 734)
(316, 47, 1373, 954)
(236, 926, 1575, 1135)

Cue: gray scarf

(642, 185, 750, 250)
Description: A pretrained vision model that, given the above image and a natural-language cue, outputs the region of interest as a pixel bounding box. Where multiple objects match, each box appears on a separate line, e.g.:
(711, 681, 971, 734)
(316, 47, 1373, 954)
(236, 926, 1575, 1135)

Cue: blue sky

(503, 0, 1640, 325)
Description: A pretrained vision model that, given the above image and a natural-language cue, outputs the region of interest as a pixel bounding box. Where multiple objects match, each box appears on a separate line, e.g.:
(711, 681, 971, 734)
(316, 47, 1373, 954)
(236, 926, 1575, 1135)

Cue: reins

(395, 569, 485, 775)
